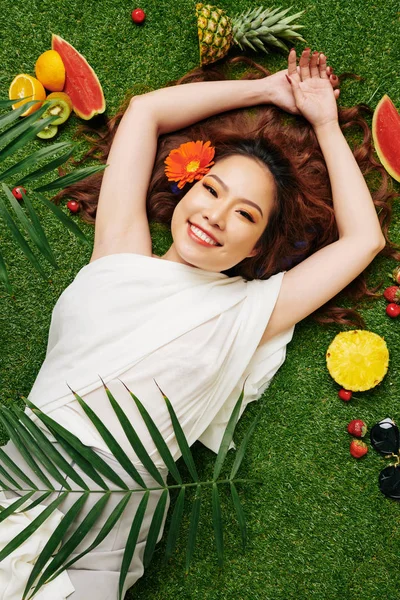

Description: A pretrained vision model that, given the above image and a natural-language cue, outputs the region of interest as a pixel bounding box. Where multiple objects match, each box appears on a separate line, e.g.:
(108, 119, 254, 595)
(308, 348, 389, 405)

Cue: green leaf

(154, 379, 199, 482)
(33, 164, 107, 192)
(213, 377, 248, 481)
(23, 492, 90, 600)
(14, 147, 75, 186)
(185, 484, 202, 574)
(143, 488, 169, 568)
(66, 383, 149, 489)
(165, 486, 185, 560)
(230, 411, 262, 480)
(0, 249, 13, 295)
(0, 100, 42, 130)
(0, 407, 51, 489)
(26, 492, 111, 598)
(0, 94, 35, 107)
(10, 403, 100, 491)
(0, 114, 60, 164)
(0, 492, 36, 524)
(2, 184, 58, 268)
(35, 192, 91, 247)
(1, 405, 71, 490)
(0, 141, 73, 181)
(22, 397, 125, 490)
(118, 379, 183, 485)
(99, 377, 164, 487)
(0, 193, 50, 280)
(118, 491, 149, 600)
(0, 491, 69, 564)
(230, 481, 247, 552)
(212, 482, 224, 568)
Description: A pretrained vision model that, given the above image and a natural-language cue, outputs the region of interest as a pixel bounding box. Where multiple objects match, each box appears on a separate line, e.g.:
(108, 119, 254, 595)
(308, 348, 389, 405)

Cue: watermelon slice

(372, 94, 400, 182)
(51, 34, 106, 120)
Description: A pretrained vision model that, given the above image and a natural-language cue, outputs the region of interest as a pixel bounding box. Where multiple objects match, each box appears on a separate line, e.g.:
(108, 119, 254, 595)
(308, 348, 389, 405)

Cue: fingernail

(285, 74, 292, 84)
(332, 75, 338, 80)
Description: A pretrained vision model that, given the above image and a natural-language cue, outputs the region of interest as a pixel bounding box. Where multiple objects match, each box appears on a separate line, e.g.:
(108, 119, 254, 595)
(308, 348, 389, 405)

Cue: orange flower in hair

(164, 140, 215, 189)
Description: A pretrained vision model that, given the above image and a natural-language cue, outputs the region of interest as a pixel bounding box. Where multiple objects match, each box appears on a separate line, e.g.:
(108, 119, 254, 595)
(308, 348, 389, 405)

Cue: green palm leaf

(0, 378, 263, 600)
(0, 98, 106, 294)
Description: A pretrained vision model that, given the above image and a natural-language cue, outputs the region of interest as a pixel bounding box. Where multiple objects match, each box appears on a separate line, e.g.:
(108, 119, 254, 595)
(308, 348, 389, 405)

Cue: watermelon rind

(51, 34, 106, 120)
(372, 94, 400, 183)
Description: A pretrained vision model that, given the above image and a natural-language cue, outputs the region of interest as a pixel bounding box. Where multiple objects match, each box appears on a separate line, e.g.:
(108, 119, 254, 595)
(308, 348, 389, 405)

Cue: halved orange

(9, 74, 47, 116)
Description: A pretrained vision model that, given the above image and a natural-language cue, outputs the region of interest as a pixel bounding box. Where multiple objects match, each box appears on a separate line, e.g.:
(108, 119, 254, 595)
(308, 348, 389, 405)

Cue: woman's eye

(203, 183, 254, 222)
(238, 210, 254, 222)
(203, 183, 217, 197)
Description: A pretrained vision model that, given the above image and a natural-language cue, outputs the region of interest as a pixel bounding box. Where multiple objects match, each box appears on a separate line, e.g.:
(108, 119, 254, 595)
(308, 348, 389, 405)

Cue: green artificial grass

(1, 1, 400, 599)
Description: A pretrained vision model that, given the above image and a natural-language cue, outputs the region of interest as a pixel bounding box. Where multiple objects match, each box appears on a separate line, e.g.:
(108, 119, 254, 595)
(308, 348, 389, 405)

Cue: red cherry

(12, 186, 27, 201)
(67, 200, 80, 213)
(132, 8, 146, 23)
(386, 303, 400, 318)
(338, 388, 352, 401)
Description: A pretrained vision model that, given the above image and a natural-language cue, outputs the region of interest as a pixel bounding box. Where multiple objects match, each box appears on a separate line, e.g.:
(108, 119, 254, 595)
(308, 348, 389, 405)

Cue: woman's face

(162, 154, 276, 272)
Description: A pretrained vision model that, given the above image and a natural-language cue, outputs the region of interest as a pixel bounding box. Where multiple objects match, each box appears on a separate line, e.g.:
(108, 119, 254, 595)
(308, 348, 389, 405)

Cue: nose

(202, 203, 227, 229)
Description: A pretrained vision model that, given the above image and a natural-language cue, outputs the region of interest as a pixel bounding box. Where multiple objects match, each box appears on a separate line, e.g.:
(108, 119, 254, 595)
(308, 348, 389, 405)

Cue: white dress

(0, 253, 295, 599)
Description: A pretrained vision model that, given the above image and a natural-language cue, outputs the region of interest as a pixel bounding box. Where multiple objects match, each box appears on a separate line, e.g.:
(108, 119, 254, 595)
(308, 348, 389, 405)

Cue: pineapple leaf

(14, 147, 75, 186)
(33, 164, 107, 192)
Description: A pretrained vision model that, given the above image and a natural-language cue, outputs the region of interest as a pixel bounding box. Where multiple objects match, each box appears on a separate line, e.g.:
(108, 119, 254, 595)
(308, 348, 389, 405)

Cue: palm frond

(0, 98, 106, 295)
(0, 377, 263, 600)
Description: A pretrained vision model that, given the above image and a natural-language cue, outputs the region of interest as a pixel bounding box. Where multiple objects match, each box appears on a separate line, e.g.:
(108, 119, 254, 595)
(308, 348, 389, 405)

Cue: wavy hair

(51, 56, 400, 328)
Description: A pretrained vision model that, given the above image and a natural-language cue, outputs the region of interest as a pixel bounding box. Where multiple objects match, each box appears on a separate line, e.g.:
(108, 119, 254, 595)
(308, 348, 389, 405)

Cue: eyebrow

(206, 174, 264, 218)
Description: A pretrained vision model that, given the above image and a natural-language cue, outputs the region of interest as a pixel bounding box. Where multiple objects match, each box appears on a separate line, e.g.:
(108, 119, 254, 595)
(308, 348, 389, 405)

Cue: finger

(334, 89, 340, 99)
(319, 53, 328, 79)
(330, 73, 340, 88)
(326, 65, 332, 77)
(285, 71, 305, 106)
(288, 48, 298, 77)
(310, 51, 320, 77)
(299, 48, 311, 80)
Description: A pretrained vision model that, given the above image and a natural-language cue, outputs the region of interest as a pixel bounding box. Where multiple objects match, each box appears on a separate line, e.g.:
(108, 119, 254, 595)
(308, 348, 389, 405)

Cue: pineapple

(196, 3, 306, 66)
(326, 330, 389, 392)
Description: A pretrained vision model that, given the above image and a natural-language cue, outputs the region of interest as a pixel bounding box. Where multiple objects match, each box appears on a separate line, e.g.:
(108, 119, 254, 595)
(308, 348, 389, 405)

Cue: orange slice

(9, 74, 47, 116)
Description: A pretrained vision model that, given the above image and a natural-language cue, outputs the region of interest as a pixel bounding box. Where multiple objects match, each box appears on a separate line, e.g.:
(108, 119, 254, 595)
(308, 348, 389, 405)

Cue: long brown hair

(52, 56, 400, 328)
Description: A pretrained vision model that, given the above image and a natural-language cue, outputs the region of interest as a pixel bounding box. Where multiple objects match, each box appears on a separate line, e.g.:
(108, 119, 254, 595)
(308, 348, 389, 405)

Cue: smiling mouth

(187, 222, 222, 246)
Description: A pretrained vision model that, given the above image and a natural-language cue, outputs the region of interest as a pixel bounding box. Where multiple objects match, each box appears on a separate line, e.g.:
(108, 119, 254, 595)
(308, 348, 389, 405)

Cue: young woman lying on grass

(1, 49, 399, 600)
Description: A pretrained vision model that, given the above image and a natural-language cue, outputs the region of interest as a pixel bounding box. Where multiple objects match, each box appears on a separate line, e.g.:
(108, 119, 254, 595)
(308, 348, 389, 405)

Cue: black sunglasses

(370, 418, 400, 500)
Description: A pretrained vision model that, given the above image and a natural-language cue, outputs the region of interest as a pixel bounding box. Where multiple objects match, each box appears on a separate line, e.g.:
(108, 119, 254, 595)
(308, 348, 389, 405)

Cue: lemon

(35, 50, 65, 92)
(9, 74, 46, 116)
(326, 330, 389, 392)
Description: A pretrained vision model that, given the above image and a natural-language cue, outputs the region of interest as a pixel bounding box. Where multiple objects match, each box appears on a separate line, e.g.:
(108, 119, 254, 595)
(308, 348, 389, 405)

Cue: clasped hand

(264, 48, 340, 129)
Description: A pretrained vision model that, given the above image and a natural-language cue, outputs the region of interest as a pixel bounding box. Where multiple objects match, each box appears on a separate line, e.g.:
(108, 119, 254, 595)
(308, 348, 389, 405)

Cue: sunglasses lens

(378, 466, 400, 500)
(370, 418, 399, 455)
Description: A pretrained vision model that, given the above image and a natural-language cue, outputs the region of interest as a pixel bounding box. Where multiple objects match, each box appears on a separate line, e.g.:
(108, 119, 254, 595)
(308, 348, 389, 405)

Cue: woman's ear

(247, 246, 260, 259)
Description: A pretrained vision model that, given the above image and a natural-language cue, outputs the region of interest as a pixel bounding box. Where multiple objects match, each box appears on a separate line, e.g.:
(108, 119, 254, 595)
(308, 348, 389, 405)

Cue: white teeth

(190, 224, 218, 245)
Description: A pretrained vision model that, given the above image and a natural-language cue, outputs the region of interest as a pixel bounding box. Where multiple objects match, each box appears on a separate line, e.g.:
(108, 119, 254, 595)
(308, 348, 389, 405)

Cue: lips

(188, 221, 221, 245)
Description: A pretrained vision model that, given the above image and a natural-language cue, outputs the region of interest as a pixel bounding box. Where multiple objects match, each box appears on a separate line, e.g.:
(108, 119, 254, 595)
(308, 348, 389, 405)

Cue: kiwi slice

(42, 97, 72, 125)
(37, 124, 58, 139)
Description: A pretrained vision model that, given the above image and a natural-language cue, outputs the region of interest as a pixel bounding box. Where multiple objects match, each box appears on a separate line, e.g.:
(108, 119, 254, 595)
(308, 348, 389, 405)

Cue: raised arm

(260, 49, 386, 345)
(91, 64, 337, 260)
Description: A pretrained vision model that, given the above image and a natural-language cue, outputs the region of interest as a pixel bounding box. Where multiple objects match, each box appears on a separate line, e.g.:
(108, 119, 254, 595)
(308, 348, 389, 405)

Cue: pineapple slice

(326, 330, 389, 392)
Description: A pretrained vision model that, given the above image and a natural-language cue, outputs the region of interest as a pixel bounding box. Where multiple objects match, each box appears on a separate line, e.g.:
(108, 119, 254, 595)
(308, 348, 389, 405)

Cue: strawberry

(347, 419, 367, 438)
(383, 286, 400, 304)
(350, 439, 368, 458)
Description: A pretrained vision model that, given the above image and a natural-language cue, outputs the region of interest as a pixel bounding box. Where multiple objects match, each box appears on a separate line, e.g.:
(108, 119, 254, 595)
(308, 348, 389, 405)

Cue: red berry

(386, 303, 400, 318)
(67, 200, 80, 213)
(12, 186, 26, 201)
(349, 439, 368, 458)
(132, 8, 146, 23)
(383, 286, 400, 304)
(338, 388, 352, 401)
(347, 419, 367, 438)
